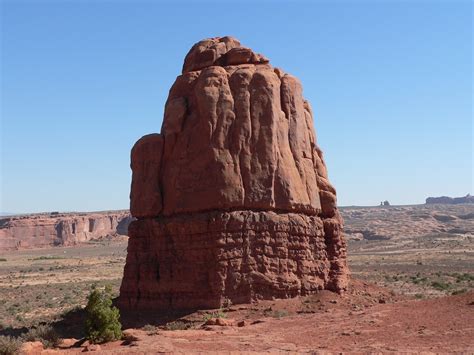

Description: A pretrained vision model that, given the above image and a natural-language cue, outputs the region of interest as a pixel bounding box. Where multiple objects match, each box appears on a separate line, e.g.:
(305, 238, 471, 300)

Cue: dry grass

(0, 241, 126, 329)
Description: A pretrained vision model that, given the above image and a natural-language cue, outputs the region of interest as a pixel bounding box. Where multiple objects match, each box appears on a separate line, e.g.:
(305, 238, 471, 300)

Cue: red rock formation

(0, 211, 132, 250)
(119, 37, 348, 310)
(426, 194, 474, 205)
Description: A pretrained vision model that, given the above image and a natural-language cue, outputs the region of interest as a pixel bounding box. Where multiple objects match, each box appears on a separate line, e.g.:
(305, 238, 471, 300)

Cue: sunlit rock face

(0, 211, 132, 250)
(119, 36, 348, 310)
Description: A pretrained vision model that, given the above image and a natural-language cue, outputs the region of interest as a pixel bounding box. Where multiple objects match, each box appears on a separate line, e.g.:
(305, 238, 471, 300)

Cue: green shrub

(164, 321, 193, 331)
(452, 288, 467, 295)
(456, 273, 474, 282)
(410, 276, 427, 285)
(22, 324, 60, 348)
(431, 281, 451, 291)
(84, 285, 122, 344)
(264, 309, 289, 318)
(202, 309, 227, 322)
(30, 256, 64, 261)
(0, 335, 22, 355)
(142, 324, 157, 332)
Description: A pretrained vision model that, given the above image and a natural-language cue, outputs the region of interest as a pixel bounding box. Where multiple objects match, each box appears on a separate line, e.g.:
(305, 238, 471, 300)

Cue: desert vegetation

(0, 204, 472, 352)
(84, 285, 122, 343)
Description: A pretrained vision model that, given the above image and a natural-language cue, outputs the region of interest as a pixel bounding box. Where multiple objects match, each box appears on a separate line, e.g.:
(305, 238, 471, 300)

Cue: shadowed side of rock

(119, 36, 348, 311)
(121, 211, 331, 309)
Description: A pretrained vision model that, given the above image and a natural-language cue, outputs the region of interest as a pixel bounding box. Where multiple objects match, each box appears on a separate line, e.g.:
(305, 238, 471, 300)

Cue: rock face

(119, 37, 348, 310)
(426, 194, 474, 205)
(0, 211, 133, 250)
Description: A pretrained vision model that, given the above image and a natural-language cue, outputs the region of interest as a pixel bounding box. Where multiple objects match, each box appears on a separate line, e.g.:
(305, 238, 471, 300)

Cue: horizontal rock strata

(120, 210, 346, 309)
(0, 211, 133, 250)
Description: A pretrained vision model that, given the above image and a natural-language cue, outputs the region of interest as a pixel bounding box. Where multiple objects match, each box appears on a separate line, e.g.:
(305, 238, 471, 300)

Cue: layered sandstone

(0, 211, 133, 250)
(426, 194, 474, 205)
(119, 37, 348, 310)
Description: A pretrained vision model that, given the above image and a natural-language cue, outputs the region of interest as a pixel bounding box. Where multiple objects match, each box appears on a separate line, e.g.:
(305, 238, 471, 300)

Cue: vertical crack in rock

(119, 36, 349, 311)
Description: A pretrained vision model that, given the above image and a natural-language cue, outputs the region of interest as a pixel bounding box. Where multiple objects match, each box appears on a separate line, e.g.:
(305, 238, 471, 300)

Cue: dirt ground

(0, 240, 125, 329)
(0, 204, 473, 352)
(52, 281, 474, 353)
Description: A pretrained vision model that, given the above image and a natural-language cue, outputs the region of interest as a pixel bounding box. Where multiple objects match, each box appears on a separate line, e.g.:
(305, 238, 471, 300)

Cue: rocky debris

(82, 343, 101, 352)
(119, 36, 348, 311)
(204, 318, 235, 326)
(237, 320, 247, 327)
(35, 289, 474, 353)
(426, 194, 474, 205)
(0, 211, 133, 250)
(59, 338, 79, 348)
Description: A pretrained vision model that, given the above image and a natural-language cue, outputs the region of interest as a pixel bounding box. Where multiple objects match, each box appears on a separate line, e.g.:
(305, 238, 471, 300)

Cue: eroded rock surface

(0, 211, 132, 250)
(120, 37, 348, 310)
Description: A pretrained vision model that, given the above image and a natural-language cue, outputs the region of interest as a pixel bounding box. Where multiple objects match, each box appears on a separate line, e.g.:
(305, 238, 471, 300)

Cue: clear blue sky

(1, 0, 472, 213)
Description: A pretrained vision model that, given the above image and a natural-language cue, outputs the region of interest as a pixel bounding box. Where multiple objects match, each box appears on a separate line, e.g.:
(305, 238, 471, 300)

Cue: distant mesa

(0, 212, 15, 217)
(426, 194, 474, 205)
(119, 36, 348, 311)
(0, 211, 133, 250)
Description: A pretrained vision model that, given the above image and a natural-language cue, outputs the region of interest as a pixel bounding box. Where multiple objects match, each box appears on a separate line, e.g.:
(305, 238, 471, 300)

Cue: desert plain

(0, 203, 472, 353)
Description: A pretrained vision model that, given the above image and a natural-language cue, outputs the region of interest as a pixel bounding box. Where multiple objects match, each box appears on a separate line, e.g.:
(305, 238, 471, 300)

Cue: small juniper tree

(85, 285, 122, 343)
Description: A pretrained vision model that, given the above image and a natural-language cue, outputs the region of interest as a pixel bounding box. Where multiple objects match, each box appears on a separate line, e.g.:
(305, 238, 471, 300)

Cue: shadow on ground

(0, 299, 196, 340)
(119, 309, 197, 330)
(0, 308, 86, 340)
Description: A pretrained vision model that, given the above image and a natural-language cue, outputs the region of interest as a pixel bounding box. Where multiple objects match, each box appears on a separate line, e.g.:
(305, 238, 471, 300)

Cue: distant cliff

(426, 194, 474, 205)
(0, 211, 133, 251)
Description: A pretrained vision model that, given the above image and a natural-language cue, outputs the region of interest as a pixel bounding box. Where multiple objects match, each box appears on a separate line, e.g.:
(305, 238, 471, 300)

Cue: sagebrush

(22, 324, 60, 348)
(0, 335, 22, 355)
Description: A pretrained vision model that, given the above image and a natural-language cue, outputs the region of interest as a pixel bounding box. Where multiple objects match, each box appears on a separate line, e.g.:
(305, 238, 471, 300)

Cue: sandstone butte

(119, 36, 349, 311)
